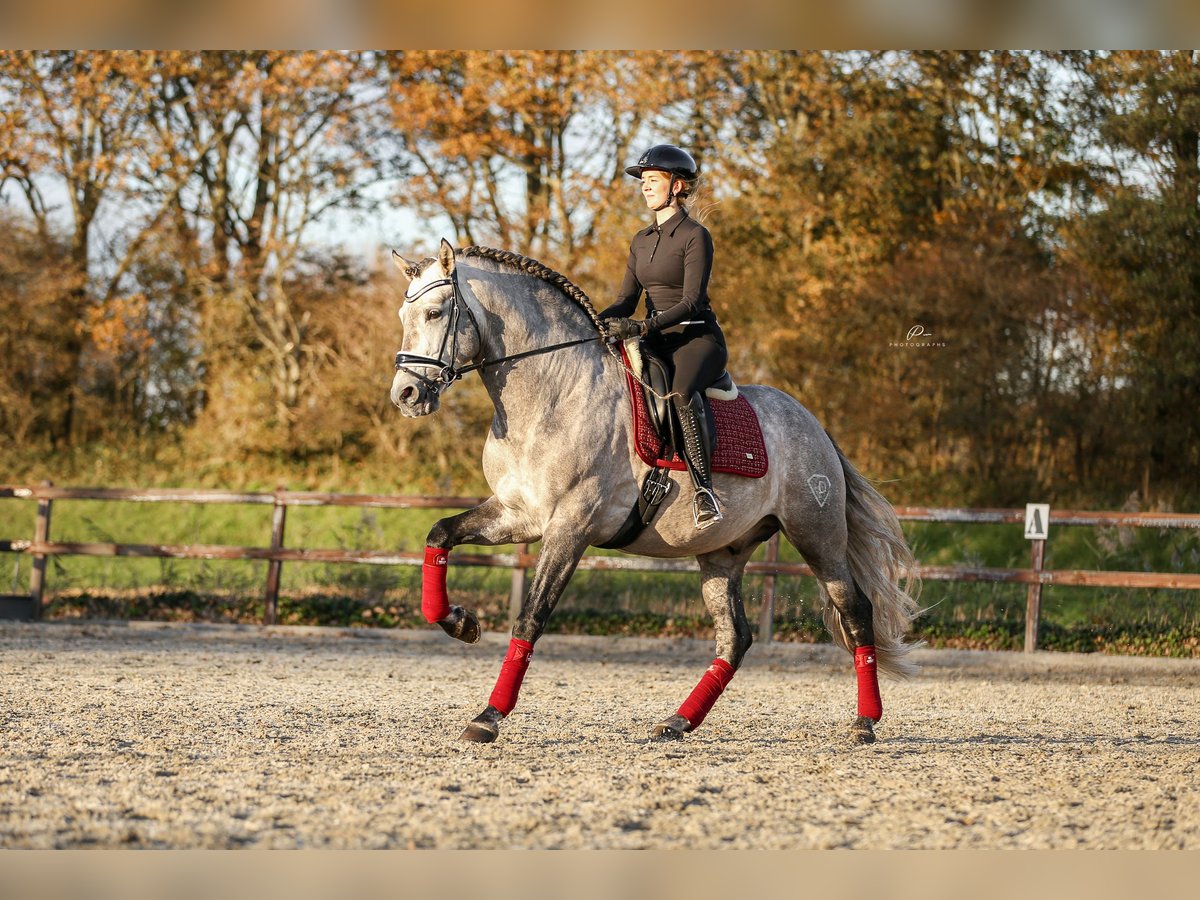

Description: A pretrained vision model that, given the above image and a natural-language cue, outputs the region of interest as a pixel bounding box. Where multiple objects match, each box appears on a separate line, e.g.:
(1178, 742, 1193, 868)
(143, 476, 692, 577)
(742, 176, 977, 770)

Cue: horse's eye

(426, 308, 443, 321)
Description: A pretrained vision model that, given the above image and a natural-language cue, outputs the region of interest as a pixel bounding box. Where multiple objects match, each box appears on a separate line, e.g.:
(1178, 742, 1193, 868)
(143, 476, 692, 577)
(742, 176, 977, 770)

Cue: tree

(151, 51, 387, 442)
(714, 52, 1092, 502)
(0, 51, 199, 443)
(0, 213, 84, 446)
(1065, 51, 1200, 498)
(380, 52, 732, 280)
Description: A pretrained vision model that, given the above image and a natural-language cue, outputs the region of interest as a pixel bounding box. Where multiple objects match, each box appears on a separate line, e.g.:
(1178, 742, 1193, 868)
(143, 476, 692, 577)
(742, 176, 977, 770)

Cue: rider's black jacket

(599, 208, 721, 337)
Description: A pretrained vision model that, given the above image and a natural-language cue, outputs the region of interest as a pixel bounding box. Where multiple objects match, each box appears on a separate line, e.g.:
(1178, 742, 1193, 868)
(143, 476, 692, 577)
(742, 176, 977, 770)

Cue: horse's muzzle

(391, 374, 439, 417)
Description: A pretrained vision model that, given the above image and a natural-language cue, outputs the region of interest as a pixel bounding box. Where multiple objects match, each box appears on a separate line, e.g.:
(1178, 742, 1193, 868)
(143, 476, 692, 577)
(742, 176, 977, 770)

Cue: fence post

(757, 533, 781, 643)
(28, 480, 54, 620)
(509, 543, 529, 626)
(1024, 538, 1046, 653)
(263, 486, 288, 626)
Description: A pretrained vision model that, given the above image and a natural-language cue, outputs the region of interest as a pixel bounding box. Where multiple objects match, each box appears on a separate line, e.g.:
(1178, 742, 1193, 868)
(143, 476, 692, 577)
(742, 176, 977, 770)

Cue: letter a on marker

(1024, 503, 1049, 540)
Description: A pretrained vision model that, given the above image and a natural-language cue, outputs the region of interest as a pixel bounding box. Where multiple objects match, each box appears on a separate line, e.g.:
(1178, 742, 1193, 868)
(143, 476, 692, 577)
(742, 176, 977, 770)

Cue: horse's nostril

(400, 386, 417, 404)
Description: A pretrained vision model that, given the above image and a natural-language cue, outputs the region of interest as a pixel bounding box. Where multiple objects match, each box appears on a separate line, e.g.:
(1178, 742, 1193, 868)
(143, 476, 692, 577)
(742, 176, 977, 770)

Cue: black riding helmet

(625, 144, 699, 181)
(626, 145, 698, 211)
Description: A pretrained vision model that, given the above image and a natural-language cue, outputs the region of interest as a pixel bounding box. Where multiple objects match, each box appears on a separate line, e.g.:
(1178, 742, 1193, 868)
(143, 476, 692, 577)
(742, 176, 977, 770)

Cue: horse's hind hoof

(439, 606, 480, 644)
(851, 716, 877, 745)
(460, 706, 503, 743)
(650, 714, 692, 741)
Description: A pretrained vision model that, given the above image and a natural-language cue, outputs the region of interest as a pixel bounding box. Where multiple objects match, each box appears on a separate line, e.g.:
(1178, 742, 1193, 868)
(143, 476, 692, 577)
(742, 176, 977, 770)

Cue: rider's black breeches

(647, 324, 728, 402)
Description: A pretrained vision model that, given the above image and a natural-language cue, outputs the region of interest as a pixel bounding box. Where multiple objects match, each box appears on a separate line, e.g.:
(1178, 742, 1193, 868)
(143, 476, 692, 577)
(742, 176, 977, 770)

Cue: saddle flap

(624, 337, 674, 450)
(644, 355, 673, 442)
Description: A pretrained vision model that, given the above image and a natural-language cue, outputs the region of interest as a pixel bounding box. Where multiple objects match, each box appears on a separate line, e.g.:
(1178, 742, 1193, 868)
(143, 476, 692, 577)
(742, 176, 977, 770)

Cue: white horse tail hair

(822, 437, 925, 677)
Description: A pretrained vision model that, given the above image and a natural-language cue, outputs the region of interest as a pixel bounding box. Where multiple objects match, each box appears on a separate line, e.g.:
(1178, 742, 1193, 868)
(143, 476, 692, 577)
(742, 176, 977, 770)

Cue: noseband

(394, 267, 600, 397)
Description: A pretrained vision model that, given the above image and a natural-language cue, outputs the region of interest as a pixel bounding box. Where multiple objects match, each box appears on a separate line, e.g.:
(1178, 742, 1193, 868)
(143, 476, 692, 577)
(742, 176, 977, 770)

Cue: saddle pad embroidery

(620, 356, 768, 478)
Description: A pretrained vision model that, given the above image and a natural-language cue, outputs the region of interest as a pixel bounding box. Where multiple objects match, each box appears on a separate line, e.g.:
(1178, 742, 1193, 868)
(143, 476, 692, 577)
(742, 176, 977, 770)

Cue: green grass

(4, 492, 1199, 657)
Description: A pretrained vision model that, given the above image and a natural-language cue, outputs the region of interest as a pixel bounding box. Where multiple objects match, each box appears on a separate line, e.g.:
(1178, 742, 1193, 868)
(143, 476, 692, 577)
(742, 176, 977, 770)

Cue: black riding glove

(600, 317, 649, 341)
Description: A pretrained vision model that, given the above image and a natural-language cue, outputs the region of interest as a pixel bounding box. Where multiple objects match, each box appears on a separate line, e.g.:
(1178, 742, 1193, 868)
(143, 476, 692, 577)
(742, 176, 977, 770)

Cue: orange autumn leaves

(0, 51, 1197, 504)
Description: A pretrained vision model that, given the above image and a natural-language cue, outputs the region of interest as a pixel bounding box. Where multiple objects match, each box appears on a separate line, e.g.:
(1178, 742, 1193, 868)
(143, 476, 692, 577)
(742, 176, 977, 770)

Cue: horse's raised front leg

(423, 497, 532, 644)
(460, 526, 588, 743)
(652, 546, 756, 741)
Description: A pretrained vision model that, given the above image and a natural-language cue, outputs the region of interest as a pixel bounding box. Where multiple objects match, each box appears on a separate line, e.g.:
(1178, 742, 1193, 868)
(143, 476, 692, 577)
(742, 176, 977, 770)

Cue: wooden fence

(3, 482, 1199, 651)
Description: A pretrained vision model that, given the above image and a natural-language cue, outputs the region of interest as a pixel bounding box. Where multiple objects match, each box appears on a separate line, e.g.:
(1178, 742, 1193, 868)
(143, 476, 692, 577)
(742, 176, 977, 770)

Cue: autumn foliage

(1, 51, 1197, 506)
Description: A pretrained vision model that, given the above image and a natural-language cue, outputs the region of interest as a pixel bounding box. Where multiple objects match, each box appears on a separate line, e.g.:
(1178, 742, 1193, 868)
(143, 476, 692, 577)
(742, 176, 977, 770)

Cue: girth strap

(595, 466, 673, 550)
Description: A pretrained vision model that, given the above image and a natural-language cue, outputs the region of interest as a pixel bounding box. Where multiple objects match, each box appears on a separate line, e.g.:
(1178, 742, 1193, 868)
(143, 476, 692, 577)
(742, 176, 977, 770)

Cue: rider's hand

(600, 317, 648, 341)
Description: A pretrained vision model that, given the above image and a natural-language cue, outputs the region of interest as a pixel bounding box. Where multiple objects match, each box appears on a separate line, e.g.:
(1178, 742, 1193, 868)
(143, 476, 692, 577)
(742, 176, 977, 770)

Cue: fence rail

(3, 483, 1199, 651)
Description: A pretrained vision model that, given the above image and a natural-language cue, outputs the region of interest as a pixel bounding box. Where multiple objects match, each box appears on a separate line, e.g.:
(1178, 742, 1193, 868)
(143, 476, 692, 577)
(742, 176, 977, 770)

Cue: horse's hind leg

(817, 562, 881, 744)
(651, 545, 756, 740)
(792, 541, 881, 745)
(424, 496, 533, 644)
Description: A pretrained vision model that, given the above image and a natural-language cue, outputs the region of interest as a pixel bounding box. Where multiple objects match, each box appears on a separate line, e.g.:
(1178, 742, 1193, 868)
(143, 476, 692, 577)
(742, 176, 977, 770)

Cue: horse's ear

(391, 249, 420, 281)
(437, 238, 457, 276)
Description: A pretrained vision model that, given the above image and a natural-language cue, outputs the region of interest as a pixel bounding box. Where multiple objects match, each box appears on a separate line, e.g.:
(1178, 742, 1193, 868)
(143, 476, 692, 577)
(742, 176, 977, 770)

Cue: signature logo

(891, 325, 946, 349)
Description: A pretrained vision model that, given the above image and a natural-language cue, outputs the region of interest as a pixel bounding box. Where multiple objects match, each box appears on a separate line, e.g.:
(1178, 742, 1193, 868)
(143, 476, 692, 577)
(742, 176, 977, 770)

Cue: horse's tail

(820, 438, 924, 678)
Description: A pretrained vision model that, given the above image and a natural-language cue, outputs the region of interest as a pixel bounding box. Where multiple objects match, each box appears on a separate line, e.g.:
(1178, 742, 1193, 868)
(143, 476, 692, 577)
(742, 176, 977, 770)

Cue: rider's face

(640, 169, 676, 209)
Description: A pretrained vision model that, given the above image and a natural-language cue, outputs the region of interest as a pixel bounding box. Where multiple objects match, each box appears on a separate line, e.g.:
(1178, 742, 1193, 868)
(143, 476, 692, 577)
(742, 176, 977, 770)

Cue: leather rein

(393, 268, 599, 396)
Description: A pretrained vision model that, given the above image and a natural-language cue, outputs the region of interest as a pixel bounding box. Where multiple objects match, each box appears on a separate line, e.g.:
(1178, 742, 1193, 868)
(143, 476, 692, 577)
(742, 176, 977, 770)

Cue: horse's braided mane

(407, 244, 668, 399)
(409, 246, 603, 330)
(463, 246, 605, 329)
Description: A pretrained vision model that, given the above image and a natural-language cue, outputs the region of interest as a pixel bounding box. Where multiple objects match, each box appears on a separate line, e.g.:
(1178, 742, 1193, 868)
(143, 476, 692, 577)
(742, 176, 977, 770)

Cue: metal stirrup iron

(692, 486, 722, 530)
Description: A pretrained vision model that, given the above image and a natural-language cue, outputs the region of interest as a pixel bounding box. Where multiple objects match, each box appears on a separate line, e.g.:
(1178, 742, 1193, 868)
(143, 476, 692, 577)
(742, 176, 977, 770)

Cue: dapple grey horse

(390, 239, 921, 745)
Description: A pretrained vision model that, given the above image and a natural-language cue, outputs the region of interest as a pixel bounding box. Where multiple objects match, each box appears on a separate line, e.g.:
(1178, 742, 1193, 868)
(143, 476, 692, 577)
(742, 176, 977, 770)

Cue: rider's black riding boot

(674, 392, 722, 530)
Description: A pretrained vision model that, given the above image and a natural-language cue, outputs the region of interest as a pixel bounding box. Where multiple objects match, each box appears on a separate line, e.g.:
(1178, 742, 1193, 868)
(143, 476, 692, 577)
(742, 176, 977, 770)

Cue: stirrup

(692, 487, 723, 530)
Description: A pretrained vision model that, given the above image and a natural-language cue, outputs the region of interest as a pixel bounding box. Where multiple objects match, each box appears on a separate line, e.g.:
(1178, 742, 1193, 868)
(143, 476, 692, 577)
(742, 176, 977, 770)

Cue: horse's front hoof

(650, 713, 692, 741)
(461, 722, 498, 742)
(851, 716, 877, 744)
(460, 706, 503, 743)
(438, 606, 480, 644)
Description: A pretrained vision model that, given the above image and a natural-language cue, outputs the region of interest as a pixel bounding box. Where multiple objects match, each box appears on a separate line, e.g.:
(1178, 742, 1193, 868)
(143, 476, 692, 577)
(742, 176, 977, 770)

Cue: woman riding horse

(599, 144, 727, 530)
(391, 235, 921, 745)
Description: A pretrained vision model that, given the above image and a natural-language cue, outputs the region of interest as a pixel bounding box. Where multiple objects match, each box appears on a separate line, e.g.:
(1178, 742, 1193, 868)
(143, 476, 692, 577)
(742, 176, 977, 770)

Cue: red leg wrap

(677, 658, 736, 729)
(855, 645, 882, 721)
(488, 638, 534, 716)
(421, 547, 450, 623)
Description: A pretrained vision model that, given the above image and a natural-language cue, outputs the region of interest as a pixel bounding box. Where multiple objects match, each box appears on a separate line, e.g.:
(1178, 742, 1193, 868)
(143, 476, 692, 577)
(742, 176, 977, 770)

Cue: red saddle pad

(619, 352, 768, 478)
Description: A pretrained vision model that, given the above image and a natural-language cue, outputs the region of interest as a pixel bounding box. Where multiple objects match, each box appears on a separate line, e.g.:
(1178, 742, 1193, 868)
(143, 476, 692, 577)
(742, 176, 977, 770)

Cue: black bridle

(393, 267, 600, 397)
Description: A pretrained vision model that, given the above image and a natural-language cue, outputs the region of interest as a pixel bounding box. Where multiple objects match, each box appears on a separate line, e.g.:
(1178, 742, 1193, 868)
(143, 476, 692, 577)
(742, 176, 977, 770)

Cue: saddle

(619, 340, 768, 479)
(598, 341, 768, 549)
(623, 338, 738, 456)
